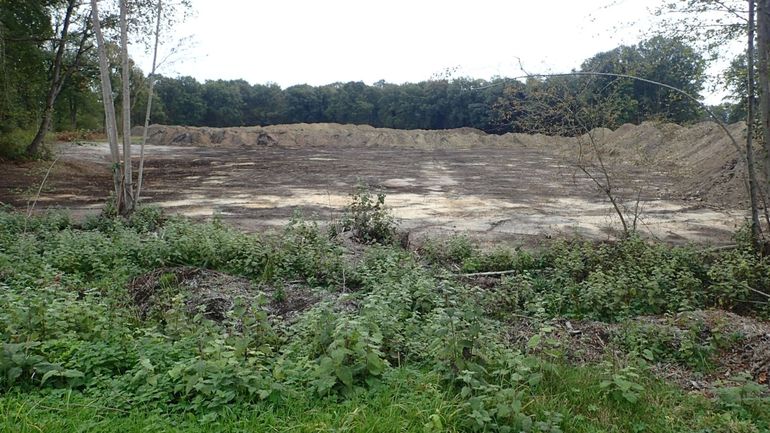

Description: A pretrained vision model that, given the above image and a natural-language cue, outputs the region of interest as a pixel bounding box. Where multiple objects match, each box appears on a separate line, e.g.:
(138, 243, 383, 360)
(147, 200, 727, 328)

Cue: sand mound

(133, 121, 748, 207)
(134, 123, 577, 149)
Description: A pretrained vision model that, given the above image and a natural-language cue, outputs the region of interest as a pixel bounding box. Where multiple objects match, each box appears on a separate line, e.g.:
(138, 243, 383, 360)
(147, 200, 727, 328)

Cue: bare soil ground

(128, 267, 329, 323)
(0, 122, 750, 246)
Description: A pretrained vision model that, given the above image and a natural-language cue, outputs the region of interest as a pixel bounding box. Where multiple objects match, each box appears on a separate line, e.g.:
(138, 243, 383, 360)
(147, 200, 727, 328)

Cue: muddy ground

(0, 122, 749, 246)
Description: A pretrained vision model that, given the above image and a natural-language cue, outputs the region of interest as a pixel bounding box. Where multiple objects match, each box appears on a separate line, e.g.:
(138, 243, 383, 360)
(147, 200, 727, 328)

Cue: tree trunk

(120, 0, 134, 213)
(28, 106, 56, 156)
(90, 0, 122, 202)
(758, 0, 770, 206)
(747, 0, 764, 246)
(26, 0, 76, 156)
(136, 0, 163, 203)
(69, 94, 77, 130)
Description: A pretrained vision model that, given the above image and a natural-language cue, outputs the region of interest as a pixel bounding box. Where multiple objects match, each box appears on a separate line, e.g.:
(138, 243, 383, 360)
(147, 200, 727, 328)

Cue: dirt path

(0, 133, 745, 246)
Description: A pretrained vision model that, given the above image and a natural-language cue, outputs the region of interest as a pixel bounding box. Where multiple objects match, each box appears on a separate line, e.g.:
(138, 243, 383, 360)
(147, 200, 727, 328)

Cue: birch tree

(119, 0, 134, 212)
(90, 0, 123, 207)
(90, 0, 189, 214)
(757, 0, 770, 208)
(136, 0, 163, 204)
(746, 0, 763, 243)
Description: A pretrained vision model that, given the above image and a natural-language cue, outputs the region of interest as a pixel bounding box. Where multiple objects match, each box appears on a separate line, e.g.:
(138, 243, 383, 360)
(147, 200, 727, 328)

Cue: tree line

(149, 36, 711, 134)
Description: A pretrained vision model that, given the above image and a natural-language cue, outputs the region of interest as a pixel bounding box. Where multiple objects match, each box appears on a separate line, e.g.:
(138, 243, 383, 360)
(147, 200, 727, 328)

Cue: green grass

(529, 364, 770, 433)
(2, 365, 768, 433)
(1, 369, 463, 433)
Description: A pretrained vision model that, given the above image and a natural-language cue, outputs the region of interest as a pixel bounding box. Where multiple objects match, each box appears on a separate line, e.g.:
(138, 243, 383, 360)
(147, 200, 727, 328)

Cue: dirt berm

(133, 121, 749, 208)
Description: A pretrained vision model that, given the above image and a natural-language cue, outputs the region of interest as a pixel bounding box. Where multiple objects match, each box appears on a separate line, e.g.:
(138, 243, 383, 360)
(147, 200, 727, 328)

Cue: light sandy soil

(0, 122, 748, 246)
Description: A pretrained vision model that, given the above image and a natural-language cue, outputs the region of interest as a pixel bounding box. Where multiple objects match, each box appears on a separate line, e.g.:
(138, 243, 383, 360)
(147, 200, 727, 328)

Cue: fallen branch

(455, 270, 519, 278)
(24, 156, 60, 233)
(700, 244, 739, 253)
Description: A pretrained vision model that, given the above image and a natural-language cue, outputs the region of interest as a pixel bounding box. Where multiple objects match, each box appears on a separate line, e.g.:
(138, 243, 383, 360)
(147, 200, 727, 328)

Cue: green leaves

(308, 314, 389, 397)
(40, 368, 84, 385)
(338, 185, 397, 245)
(599, 365, 645, 404)
(1, 342, 84, 389)
(2, 207, 769, 430)
(526, 334, 542, 350)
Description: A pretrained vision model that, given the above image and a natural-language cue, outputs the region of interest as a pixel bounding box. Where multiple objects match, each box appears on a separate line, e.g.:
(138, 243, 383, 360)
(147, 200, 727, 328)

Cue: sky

(131, 0, 730, 104)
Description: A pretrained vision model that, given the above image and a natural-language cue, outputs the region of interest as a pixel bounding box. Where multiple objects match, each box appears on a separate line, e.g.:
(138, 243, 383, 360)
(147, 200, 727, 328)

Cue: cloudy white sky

(132, 0, 733, 103)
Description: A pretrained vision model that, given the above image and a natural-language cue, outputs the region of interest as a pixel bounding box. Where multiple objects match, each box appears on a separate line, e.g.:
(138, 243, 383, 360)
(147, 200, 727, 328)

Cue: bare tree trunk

(69, 94, 77, 130)
(26, 0, 76, 157)
(747, 0, 764, 246)
(758, 0, 770, 219)
(120, 0, 134, 213)
(0, 21, 6, 127)
(90, 0, 121, 201)
(28, 105, 56, 157)
(136, 0, 163, 203)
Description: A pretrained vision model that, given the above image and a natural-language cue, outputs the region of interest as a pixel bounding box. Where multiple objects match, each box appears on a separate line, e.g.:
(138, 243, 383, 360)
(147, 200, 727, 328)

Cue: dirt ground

(0, 122, 749, 246)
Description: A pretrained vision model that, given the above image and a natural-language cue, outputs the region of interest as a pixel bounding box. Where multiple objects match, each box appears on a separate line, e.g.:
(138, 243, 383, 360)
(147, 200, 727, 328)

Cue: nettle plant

(337, 185, 397, 244)
(310, 314, 388, 397)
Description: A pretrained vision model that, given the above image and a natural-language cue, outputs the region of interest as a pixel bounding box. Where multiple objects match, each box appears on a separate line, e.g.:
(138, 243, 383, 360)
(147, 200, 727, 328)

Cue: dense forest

(147, 36, 714, 132)
(0, 0, 745, 158)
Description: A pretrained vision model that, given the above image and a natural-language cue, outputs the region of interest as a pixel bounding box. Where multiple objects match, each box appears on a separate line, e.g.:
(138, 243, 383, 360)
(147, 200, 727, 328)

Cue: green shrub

(420, 235, 478, 266)
(613, 318, 720, 371)
(338, 185, 397, 244)
(127, 205, 166, 233)
(306, 311, 388, 397)
(273, 216, 347, 286)
(0, 129, 34, 159)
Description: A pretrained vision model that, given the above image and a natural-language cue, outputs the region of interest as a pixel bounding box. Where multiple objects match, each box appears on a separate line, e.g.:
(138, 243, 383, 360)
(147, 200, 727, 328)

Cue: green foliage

(274, 215, 348, 286)
(0, 2, 51, 134)
(117, 303, 282, 413)
(613, 313, 745, 371)
(452, 236, 769, 321)
(1, 208, 769, 432)
(420, 235, 477, 267)
(0, 129, 34, 159)
(307, 312, 388, 397)
(582, 36, 706, 125)
(599, 364, 645, 404)
(126, 206, 167, 233)
(338, 185, 397, 244)
(462, 247, 536, 274)
(714, 373, 770, 418)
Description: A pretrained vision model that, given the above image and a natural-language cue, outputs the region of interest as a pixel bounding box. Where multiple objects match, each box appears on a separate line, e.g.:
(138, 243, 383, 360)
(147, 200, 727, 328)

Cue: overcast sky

(132, 0, 729, 103)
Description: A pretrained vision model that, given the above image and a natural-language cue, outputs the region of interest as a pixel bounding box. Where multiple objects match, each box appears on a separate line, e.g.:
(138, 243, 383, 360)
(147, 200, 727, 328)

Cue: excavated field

(0, 122, 750, 245)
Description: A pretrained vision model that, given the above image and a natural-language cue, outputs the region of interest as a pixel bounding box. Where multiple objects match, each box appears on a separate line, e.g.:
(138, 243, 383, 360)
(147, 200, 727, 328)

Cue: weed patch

(0, 207, 768, 432)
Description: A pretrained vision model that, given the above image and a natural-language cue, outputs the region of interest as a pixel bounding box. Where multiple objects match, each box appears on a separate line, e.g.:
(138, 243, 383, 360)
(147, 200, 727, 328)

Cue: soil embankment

(135, 121, 748, 208)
